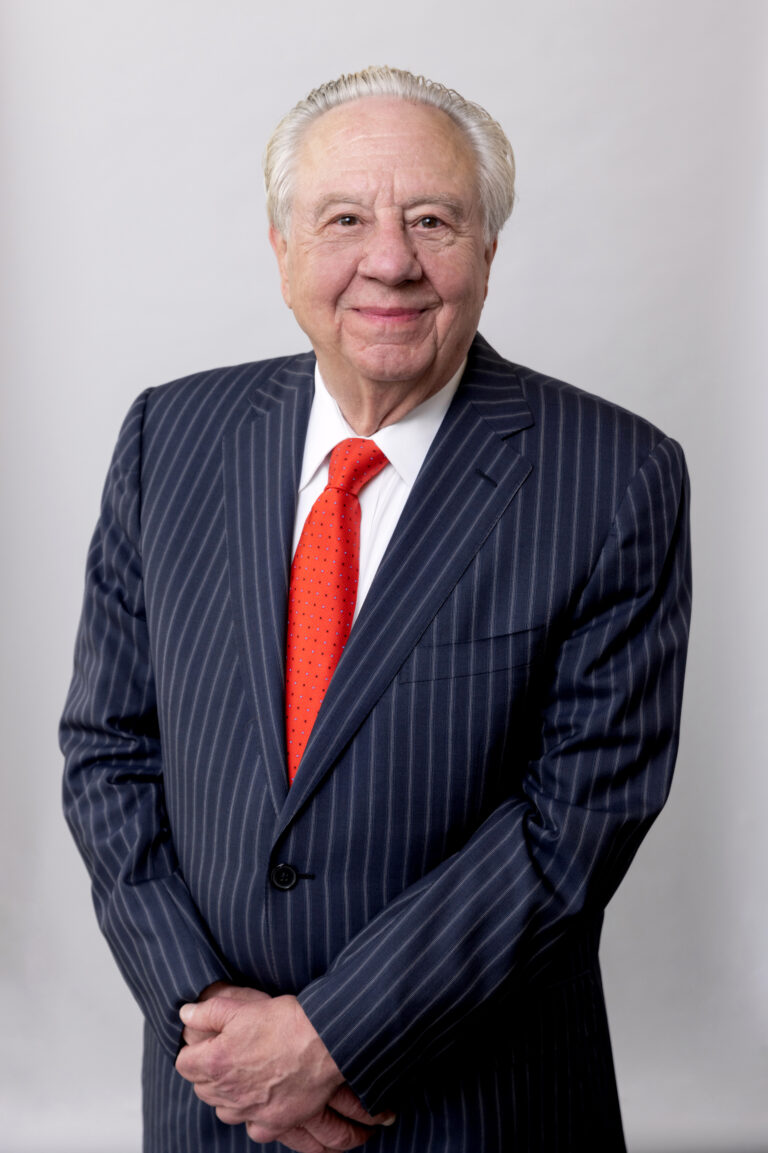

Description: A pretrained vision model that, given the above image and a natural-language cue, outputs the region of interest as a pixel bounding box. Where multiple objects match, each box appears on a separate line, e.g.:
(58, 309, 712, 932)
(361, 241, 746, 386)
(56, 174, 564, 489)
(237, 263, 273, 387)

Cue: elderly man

(61, 67, 691, 1153)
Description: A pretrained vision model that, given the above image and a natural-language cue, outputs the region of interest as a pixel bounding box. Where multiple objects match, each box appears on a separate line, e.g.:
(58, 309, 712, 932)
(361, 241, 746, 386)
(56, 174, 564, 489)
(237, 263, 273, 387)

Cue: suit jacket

(61, 334, 691, 1152)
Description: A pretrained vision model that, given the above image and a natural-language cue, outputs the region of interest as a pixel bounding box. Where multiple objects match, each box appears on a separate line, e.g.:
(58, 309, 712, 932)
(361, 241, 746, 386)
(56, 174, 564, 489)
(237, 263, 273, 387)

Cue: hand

(180, 980, 244, 1045)
(175, 987, 395, 1149)
(255, 1084, 393, 1152)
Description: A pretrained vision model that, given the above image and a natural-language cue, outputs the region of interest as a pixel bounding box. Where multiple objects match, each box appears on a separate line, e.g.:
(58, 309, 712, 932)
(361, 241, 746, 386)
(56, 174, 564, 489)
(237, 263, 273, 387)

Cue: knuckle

(227, 1084, 247, 1107)
(205, 1050, 226, 1080)
(245, 1121, 276, 1143)
(216, 1106, 243, 1126)
(256, 1102, 286, 1131)
(311, 1112, 355, 1146)
(332, 1087, 368, 1122)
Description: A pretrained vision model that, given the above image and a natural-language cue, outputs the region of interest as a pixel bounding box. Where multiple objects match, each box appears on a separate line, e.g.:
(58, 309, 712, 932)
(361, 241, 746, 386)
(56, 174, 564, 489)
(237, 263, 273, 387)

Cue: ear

(482, 236, 498, 300)
(269, 224, 292, 309)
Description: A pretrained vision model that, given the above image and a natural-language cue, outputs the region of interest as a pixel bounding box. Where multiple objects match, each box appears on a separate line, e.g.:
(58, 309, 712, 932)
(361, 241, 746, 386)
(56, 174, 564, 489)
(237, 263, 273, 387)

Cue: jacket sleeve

(60, 392, 231, 1058)
(297, 435, 692, 1111)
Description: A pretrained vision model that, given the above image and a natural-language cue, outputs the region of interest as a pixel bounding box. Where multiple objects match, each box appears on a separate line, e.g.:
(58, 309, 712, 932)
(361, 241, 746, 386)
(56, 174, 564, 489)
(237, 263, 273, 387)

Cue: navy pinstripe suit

(61, 334, 691, 1151)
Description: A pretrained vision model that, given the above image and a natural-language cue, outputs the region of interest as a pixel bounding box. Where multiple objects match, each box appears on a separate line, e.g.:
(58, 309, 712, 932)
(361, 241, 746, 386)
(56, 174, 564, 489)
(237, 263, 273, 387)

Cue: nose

(358, 219, 422, 285)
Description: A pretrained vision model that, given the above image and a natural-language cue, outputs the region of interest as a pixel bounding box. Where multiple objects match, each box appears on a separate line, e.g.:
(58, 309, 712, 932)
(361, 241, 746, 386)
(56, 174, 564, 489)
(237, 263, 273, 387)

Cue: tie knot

(328, 438, 389, 496)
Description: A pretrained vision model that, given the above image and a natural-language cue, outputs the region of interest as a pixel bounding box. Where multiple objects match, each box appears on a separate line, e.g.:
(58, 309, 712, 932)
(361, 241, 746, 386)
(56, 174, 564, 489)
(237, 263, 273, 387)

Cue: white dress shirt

(292, 361, 465, 619)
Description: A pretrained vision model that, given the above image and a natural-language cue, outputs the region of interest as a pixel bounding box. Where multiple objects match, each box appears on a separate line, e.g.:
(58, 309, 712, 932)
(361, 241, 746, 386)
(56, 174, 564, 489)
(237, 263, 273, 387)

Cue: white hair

(264, 66, 515, 243)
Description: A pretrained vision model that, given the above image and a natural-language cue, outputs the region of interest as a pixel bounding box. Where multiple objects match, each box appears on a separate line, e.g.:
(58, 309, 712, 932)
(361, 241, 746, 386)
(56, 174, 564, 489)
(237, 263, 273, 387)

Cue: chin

(361, 365, 432, 389)
(351, 348, 437, 387)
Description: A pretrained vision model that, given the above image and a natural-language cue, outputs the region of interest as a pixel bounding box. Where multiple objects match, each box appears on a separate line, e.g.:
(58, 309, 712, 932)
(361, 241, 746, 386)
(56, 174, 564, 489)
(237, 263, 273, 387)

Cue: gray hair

(264, 66, 515, 243)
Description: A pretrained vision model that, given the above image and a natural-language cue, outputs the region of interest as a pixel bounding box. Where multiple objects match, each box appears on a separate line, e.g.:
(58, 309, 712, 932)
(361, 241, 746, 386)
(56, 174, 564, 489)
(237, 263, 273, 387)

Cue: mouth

(352, 306, 431, 322)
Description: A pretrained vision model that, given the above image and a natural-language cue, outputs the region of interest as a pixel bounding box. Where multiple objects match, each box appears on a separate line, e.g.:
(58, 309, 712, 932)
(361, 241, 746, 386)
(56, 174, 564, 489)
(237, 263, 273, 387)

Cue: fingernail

(380, 1113, 397, 1126)
(179, 1004, 193, 1023)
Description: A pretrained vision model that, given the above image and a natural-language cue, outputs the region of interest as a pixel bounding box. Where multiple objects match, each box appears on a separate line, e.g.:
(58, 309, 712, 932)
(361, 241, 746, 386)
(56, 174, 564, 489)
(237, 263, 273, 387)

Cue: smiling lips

(352, 306, 431, 321)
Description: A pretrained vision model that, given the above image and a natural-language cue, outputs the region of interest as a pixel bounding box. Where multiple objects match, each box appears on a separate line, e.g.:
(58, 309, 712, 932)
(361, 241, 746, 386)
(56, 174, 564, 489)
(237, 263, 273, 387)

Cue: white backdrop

(1, 2, 766, 1150)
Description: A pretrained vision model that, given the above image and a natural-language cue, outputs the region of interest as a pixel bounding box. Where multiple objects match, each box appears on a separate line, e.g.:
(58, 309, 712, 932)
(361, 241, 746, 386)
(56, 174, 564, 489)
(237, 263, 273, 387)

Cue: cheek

(301, 255, 359, 311)
(432, 259, 490, 312)
(427, 244, 487, 290)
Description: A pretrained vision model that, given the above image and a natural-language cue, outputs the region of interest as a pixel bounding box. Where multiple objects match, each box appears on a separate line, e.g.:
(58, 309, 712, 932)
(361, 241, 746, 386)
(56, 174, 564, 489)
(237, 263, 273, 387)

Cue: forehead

(294, 97, 479, 193)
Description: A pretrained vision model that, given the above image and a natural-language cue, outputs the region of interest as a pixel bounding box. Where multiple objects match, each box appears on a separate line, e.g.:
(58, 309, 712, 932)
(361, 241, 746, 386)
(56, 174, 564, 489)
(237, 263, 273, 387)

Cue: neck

(319, 371, 453, 437)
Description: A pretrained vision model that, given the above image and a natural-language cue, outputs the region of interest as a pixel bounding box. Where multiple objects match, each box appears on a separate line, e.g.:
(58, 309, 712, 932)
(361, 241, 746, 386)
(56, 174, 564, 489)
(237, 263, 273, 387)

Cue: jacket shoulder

(143, 350, 315, 422)
(469, 334, 680, 460)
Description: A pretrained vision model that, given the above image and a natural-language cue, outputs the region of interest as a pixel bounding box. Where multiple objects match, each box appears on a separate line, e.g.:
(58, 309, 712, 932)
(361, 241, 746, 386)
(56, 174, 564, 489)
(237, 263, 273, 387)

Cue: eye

(335, 214, 359, 227)
(416, 216, 443, 230)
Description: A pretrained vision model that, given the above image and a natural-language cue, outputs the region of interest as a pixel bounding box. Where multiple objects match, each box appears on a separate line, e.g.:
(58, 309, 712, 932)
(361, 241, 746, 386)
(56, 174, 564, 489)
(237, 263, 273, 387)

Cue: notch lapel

(223, 354, 314, 816)
(277, 337, 535, 835)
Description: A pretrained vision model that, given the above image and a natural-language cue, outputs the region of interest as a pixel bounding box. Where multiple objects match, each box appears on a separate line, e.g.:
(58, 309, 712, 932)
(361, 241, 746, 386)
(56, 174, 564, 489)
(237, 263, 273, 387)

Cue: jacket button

(270, 863, 299, 891)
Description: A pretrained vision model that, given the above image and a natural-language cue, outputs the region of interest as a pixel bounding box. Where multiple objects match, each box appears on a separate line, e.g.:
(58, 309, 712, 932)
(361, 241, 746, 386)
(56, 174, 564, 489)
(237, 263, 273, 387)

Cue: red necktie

(285, 438, 389, 782)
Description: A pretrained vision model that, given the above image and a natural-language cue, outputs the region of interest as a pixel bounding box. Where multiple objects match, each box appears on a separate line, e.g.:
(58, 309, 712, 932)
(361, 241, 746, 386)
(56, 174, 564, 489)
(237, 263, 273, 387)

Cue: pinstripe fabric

(61, 334, 691, 1152)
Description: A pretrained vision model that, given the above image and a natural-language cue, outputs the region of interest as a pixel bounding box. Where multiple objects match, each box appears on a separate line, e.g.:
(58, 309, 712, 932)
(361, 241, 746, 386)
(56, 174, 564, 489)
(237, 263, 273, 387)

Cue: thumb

(328, 1084, 397, 1127)
(179, 995, 237, 1032)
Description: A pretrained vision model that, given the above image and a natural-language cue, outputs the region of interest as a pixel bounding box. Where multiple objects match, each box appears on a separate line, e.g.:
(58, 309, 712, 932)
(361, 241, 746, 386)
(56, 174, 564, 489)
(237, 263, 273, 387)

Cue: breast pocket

(398, 626, 543, 684)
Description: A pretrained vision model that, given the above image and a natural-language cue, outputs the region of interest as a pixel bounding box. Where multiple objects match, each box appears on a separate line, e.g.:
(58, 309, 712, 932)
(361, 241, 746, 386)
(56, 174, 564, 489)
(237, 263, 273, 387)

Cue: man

(61, 67, 691, 1153)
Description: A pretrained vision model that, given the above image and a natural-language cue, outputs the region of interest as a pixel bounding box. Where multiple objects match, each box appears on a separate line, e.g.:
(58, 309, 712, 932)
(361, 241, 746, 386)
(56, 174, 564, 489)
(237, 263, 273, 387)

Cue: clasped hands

(175, 982, 395, 1151)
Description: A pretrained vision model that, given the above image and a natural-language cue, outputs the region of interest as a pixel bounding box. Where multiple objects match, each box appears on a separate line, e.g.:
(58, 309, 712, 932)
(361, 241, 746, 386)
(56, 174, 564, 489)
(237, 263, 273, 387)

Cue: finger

(197, 981, 232, 1001)
(247, 1122, 327, 1152)
(189, 1075, 256, 1118)
(327, 1085, 396, 1128)
(214, 985, 270, 1005)
(215, 1104, 255, 1125)
(193, 1081, 236, 1111)
(182, 1026, 217, 1046)
(175, 1035, 222, 1083)
(301, 1106, 376, 1150)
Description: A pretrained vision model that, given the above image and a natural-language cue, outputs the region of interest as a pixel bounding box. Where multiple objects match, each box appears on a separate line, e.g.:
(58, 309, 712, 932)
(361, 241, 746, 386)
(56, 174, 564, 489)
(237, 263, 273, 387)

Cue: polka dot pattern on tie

(285, 438, 389, 783)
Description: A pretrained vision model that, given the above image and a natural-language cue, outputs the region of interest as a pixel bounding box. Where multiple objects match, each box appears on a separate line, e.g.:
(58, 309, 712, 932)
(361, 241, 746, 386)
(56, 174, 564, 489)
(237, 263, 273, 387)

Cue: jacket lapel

(277, 336, 535, 834)
(223, 354, 314, 816)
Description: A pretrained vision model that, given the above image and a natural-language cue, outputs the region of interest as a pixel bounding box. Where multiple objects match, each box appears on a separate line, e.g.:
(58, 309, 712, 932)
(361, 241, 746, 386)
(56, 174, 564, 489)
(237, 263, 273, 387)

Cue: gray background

(1, 1, 766, 1149)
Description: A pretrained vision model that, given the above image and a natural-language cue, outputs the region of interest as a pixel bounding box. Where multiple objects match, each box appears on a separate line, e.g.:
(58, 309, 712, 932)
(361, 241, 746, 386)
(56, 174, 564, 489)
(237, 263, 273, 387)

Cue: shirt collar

(298, 360, 466, 493)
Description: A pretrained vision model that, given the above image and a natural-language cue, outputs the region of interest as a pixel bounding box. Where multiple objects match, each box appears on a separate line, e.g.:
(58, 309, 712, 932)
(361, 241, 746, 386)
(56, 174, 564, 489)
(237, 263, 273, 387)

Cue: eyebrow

(401, 196, 469, 219)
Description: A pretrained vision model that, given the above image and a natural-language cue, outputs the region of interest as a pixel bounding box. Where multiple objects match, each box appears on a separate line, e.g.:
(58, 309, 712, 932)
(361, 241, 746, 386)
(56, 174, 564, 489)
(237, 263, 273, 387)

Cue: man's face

(270, 97, 497, 405)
